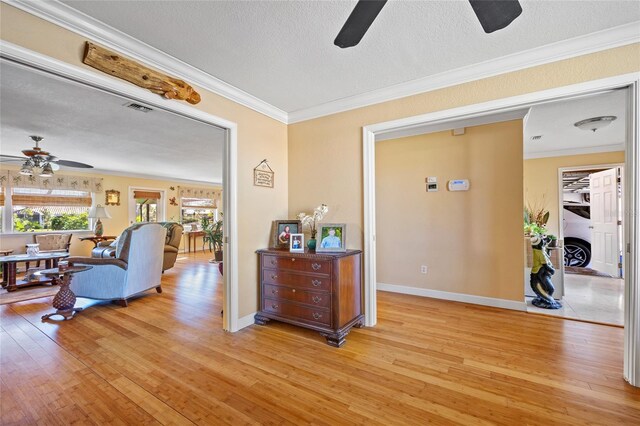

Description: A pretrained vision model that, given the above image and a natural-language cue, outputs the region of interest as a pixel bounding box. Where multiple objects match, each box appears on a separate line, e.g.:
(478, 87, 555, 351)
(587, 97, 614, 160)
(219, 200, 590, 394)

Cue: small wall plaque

(254, 159, 274, 188)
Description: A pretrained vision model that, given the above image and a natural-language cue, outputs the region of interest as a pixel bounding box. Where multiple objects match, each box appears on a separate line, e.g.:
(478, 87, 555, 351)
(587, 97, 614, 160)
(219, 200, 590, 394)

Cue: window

(11, 188, 91, 232)
(133, 190, 162, 223)
(181, 197, 217, 230)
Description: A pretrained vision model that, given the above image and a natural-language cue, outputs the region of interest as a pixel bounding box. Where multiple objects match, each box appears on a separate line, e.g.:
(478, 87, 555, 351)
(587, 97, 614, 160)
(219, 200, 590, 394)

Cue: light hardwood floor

(1, 252, 639, 425)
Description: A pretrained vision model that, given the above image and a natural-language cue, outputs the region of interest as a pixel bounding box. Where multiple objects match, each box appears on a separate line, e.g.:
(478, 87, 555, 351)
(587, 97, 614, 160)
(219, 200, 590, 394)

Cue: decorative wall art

(254, 159, 274, 188)
(105, 189, 120, 206)
(82, 42, 201, 104)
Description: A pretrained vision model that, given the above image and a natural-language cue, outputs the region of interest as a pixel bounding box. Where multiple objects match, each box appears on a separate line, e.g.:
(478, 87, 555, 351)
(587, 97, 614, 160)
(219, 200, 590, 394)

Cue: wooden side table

(38, 265, 92, 321)
(79, 236, 117, 248)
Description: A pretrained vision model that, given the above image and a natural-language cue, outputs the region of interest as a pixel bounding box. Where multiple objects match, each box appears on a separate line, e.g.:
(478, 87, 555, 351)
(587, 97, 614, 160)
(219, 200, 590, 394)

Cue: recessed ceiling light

(574, 116, 616, 132)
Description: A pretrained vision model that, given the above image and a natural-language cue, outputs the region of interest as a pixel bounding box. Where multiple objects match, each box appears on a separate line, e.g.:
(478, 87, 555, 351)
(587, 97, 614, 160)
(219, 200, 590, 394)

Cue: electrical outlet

(420, 265, 428, 274)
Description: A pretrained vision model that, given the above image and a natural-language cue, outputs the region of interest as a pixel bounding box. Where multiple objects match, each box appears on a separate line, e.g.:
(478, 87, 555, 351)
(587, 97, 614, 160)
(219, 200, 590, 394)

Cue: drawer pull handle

(291, 258, 296, 262)
(312, 296, 322, 304)
(270, 259, 276, 265)
(312, 312, 322, 320)
(271, 289, 278, 295)
(271, 304, 279, 309)
(292, 289, 296, 293)
(311, 263, 321, 270)
(311, 279, 322, 287)
(271, 274, 278, 280)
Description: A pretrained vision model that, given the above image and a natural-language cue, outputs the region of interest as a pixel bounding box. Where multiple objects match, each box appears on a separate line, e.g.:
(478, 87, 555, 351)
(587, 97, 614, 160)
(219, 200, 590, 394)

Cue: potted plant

(297, 204, 328, 250)
(547, 234, 558, 248)
(201, 215, 223, 262)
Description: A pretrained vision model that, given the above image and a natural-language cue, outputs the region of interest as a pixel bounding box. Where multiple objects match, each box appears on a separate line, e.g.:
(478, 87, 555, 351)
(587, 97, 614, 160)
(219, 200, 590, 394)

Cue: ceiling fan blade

(468, 0, 522, 33)
(53, 159, 94, 169)
(0, 154, 28, 161)
(334, 0, 387, 48)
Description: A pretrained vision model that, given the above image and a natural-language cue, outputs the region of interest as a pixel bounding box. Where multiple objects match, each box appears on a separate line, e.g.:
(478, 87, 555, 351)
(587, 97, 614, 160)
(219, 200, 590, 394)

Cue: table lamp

(88, 204, 111, 237)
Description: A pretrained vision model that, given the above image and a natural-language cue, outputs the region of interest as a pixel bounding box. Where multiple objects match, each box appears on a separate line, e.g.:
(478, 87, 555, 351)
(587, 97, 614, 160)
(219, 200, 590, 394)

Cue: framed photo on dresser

(270, 220, 302, 249)
(289, 233, 304, 252)
(316, 223, 346, 252)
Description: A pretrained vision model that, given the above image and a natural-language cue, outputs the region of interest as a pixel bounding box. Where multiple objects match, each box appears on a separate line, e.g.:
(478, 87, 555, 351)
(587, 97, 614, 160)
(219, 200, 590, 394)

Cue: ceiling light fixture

(20, 160, 33, 176)
(574, 116, 617, 132)
(40, 162, 54, 177)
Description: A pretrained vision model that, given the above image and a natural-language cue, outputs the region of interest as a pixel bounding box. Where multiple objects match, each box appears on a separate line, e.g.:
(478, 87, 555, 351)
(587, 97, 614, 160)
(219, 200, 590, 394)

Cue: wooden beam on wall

(82, 42, 201, 104)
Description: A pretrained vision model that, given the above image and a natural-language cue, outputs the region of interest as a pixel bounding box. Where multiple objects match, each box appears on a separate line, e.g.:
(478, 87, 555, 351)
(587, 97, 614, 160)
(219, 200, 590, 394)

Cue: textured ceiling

(0, 60, 225, 183)
(524, 89, 627, 158)
(61, 0, 640, 113)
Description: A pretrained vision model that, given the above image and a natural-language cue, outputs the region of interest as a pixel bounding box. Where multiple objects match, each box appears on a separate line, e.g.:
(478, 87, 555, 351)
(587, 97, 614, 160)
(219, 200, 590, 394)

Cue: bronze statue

(530, 234, 562, 309)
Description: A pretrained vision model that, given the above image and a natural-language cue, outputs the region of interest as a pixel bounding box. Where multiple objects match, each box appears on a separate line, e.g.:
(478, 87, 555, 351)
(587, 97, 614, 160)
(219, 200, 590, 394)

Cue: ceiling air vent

(530, 135, 543, 141)
(125, 102, 153, 113)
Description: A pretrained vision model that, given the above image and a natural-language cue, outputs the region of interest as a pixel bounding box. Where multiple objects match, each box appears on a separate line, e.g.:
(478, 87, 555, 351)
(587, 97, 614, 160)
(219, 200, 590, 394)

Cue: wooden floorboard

(1, 252, 639, 425)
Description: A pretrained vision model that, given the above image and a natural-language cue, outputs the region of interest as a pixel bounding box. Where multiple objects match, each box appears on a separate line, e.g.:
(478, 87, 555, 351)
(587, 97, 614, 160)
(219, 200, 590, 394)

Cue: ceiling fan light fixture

(19, 160, 33, 176)
(40, 163, 54, 177)
(31, 165, 43, 176)
(574, 116, 617, 132)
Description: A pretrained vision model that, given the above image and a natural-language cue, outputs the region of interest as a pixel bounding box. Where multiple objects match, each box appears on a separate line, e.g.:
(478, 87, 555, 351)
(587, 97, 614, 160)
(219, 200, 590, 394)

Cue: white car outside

(563, 205, 591, 268)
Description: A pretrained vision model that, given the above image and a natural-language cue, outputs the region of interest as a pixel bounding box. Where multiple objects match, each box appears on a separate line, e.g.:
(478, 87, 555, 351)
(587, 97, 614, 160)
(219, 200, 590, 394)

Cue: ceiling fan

(0, 135, 94, 177)
(334, 0, 523, 48)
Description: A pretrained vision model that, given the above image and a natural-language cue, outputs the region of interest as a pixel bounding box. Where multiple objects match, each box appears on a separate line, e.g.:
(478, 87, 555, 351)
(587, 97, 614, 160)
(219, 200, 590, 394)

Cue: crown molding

(524, 143, 626, 160)
(4, 1, 639, 126)
(3, 0, 289, 124)
(288, 21, 640, 123)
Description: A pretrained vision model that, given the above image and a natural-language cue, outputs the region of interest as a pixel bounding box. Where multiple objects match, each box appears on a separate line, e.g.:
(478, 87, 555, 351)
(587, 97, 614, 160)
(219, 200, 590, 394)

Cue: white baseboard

(377, 283, 527, 312)
(236, 312, 257, 330)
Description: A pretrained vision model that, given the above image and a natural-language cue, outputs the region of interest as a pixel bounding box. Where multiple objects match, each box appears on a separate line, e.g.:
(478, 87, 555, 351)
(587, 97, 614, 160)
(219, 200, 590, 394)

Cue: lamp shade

(88, 204, 112, 219)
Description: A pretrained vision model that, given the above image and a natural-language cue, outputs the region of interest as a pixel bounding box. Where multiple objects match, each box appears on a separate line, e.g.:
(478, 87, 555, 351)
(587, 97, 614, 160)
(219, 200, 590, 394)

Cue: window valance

(0, 171, 103, 193)
(134, 190, 162, 200)
(178, 186, 220, 201)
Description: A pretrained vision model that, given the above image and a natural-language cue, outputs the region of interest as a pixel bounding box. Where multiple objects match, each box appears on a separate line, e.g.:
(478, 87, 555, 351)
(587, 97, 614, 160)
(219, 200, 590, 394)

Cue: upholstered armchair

(91, 222, 183, 272)
(26, 233, 72, 268)
(158, 222, 183, 272)
(68, 223, 166, 307)
(35, 233, 72, 253)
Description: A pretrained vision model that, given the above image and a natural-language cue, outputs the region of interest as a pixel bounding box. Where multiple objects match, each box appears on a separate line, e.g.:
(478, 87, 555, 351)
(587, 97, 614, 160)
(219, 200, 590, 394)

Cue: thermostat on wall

(426, 176, 438, 192)
(447, 179, 469, 191)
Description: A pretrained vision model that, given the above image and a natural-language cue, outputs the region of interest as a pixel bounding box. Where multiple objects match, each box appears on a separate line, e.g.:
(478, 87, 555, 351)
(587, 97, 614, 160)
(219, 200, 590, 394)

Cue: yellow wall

(0, 167, 220, 257)
(288, 43, 639, 252)
(288, 43, 637, 302)
(1, 4, 289, 317)
(376, 121, 524, 301)
(524, 151, 625, 237)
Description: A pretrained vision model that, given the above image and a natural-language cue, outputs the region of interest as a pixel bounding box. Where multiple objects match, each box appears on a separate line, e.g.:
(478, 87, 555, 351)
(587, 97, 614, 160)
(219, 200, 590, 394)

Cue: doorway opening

(522, 88, 627, 325)
(1, 44, 240, 331)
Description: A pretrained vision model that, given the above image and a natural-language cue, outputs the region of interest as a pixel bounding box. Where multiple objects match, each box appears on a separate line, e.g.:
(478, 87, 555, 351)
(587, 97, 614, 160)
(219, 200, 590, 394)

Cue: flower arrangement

(297, 204, 328, 239)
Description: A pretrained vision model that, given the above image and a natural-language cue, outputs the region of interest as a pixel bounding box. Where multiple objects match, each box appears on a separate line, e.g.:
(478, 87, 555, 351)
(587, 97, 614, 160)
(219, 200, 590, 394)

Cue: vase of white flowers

(297, 204, 328, 251)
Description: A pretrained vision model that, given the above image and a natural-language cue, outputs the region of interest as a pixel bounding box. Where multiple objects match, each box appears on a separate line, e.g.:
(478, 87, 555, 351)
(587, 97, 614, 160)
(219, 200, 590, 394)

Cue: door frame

(1, 41, 241, 332)
(557, 163, 625, 277)
(363, 72, 640, 386)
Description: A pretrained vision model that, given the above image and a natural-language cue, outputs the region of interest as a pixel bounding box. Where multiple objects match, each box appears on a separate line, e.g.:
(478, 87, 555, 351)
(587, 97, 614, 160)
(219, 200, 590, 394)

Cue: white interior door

(590, 168, 620, 275)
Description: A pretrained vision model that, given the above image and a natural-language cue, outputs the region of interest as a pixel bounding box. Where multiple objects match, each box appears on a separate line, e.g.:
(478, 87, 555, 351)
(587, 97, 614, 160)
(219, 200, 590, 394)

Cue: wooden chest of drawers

(254, 248, 364, 347)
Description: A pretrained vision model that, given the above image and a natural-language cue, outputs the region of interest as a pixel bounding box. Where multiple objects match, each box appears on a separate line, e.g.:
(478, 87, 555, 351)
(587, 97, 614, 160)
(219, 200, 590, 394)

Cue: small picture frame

(105, 189, 120, 206)
(270, 220, 302, 249)
(289, 233, 304, 252)
(316, 223, 347, 252)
